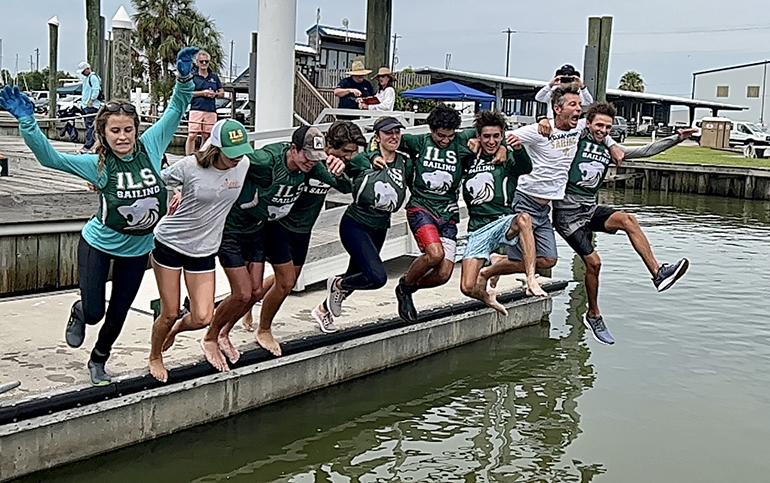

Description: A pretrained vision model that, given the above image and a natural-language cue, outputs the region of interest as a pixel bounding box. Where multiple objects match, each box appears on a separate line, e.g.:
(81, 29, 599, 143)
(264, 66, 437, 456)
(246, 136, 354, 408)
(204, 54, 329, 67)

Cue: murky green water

(20, 190, 770, 482)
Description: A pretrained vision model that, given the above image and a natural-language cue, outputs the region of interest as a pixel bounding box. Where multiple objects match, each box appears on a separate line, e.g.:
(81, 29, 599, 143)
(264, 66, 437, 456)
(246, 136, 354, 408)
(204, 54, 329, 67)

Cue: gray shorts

(506, 191, 558, 261)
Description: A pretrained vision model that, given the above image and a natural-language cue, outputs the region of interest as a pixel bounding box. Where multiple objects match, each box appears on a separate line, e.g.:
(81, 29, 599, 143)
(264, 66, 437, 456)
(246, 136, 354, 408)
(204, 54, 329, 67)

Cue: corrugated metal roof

(416, 67, 748, 111)
(306, 25, 367, 42)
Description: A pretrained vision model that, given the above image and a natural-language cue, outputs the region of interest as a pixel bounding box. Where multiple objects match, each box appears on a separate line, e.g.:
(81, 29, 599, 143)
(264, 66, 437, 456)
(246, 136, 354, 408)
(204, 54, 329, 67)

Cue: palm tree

(619, 71, 645, 92)
(131, 0, 225, 106)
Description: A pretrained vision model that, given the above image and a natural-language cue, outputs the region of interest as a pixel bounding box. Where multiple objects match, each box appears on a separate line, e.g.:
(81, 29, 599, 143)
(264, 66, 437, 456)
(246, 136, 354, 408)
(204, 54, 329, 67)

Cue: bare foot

(161, 332, 177, 352)
(481, 288, 508, 316)
(526, 278, 548, 297)
(148, 356, 168, 383)
(200, 338, 229, 372)
(256, 329, 282, 356)
(218, 336, 241, 364)
(240, 310, 254, 332)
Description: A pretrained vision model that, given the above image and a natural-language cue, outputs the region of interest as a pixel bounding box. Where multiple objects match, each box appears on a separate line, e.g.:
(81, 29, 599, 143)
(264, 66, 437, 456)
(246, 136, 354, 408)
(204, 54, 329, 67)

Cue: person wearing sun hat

(148, 118, 252, 382)
(334, 60, 375, 110)
(358, 67, 396, 111)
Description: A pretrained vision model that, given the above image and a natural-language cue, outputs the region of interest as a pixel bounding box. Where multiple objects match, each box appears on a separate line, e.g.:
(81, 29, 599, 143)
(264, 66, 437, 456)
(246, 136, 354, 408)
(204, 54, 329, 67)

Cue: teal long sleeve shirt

(19, 79, 194, 257)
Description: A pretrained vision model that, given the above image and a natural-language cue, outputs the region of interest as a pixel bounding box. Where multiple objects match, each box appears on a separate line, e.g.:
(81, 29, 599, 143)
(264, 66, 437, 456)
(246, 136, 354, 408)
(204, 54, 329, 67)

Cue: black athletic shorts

(264, 221, 311, 266)
(217, 227, 266, 268)
(561, 205, 618, 257)
(152, 241, 216, 273)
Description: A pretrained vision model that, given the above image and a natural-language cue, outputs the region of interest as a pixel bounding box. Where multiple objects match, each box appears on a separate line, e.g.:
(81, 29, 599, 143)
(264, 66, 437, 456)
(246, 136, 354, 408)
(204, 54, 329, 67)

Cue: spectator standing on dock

(357, 67, 396, 112)
(77, 61, 102, 154)
(458, 110, 542, 314)
(314, 117, 410, 327)
(334, 61, 374, 113)
(535, 64, 593, 120)
(0, 47, 199, 386)
(551, 102, 692, 345)
(185, 50, 223, 155)
(240, 121, 365, 333)
(148, 119, 253, 383)
(200, 127, 346, 371)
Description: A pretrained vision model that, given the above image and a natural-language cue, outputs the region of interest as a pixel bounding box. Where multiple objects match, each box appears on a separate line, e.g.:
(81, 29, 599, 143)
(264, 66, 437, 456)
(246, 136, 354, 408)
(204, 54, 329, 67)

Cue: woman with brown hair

(0, 46, 199, 386)
(149, 119, 253, 382)
(358, 67, 396, 111)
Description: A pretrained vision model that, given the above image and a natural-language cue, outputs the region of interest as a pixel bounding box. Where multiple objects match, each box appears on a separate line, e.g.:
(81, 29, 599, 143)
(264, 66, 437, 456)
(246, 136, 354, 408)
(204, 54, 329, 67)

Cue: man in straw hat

(334, 60, 375, 110)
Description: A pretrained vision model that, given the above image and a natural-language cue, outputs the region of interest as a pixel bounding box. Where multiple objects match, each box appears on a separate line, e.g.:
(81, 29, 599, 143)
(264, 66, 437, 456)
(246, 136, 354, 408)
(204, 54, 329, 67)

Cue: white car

(57, 95, 82, 112)
(216, 98, 251, 122)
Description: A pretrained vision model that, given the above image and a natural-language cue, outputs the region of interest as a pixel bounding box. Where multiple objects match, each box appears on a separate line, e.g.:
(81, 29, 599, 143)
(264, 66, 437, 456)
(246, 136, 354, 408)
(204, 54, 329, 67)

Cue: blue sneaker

(583, 314, 615, 345)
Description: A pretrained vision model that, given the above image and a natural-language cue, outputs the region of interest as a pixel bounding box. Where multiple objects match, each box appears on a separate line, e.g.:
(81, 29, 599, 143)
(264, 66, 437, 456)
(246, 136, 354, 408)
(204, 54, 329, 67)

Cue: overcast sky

(3, 0, 770, 99)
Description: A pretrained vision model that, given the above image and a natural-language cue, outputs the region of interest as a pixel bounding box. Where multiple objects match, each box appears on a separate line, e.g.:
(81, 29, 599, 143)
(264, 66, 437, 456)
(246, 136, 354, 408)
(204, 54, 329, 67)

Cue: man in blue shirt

(333, 60, 374, 118)
(78, 61, 102, 154)
(186, 50, 223, 155)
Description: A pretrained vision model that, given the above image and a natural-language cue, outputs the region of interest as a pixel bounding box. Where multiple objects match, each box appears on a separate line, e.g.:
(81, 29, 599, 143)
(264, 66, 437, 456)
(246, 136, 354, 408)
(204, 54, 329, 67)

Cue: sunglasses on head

(104, 102, 137, 114)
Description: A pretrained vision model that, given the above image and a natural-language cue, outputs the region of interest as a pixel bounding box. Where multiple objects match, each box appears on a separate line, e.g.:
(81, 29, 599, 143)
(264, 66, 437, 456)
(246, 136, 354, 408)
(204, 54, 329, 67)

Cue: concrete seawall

(0, 259, 565, 480)
(607, 160, 770, 200)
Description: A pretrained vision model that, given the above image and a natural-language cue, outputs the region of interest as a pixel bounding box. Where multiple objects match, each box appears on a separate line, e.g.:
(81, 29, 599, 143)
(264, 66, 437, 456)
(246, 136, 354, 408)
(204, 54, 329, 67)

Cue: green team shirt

(460, 146, 532, 233)
(344, 150, 410, 231)
(400, 128, 475, 222)
(278, 163, 352, 234)
(565, 134, 612, 198)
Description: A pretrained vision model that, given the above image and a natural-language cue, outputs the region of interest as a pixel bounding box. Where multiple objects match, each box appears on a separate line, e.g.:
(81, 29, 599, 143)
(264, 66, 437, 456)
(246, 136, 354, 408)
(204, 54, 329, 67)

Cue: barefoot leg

(255, 329, 282, 356)
(200, 338, 229, 372)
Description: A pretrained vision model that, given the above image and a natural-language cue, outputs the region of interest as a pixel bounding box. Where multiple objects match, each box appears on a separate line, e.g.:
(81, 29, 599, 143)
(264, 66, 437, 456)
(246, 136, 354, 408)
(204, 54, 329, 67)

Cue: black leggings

(77, 236, 148, 363)
(339, 215, 388, 292)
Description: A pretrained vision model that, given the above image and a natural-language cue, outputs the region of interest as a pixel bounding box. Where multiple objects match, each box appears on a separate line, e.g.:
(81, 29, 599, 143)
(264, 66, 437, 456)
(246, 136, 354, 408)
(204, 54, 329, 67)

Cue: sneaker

(395, 278, 418, 323)
(79, 147, 92, 154)
(65, 301, 86, 348)
(653, 258, 689, 292)
(326, 276, 346, 317)
(311, 306, 339, 334)
(87, 360, 112, 386)
(583, 314, 615, 345)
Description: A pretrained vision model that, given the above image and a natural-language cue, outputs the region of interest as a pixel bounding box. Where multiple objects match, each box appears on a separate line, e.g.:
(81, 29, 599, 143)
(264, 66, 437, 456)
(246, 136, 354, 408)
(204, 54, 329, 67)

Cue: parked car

(57, 95, 82, 112)
(730, 121, 770, 147)
(635, 115, 654, 136)
(610, 116, 628, 142)
(33, 98, 49, 114)
(216, 97, 251, 123)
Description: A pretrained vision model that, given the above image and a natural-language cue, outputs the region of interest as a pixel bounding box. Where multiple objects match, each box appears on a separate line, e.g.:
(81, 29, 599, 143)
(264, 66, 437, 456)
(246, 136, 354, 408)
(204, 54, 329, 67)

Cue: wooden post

(86, 0, 101, 70)
(365, 0, 392, 73)
(248, 32, 258, 129)
(48, 16, 59, 119)
(111, 6, 133, 100)
(99, 15, 106, 78)
(584, 16, 612, 102)
(596, 16, 613, 102)
(104, 34, 113, 101)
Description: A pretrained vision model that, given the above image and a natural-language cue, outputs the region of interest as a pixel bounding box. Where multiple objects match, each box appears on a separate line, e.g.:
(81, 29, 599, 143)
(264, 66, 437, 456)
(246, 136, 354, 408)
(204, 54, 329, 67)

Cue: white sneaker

(311, 306, 338, 334)
(326, 276, 346, 317)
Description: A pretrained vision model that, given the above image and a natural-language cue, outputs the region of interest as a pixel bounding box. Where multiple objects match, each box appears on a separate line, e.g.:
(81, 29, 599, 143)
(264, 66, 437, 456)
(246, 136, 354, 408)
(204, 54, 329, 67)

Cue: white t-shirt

(509, 118, 615, 200)
(154, 155, 250, 257)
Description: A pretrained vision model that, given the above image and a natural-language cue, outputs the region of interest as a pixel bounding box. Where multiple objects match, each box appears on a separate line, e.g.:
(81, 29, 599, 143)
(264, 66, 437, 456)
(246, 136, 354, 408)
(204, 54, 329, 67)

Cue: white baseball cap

(77, 61, 91, 75)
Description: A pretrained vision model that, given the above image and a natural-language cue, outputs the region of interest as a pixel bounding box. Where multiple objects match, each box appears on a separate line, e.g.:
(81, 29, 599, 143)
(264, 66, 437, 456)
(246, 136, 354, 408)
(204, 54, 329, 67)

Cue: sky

(2, 0, 770, 99)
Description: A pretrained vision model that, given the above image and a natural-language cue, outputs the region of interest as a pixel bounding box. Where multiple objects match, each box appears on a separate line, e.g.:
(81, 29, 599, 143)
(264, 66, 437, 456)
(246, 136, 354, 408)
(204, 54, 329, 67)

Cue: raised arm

(140, 47, 198, 167)
(621, 134, 683, 160)
(1, 86, 102, 185)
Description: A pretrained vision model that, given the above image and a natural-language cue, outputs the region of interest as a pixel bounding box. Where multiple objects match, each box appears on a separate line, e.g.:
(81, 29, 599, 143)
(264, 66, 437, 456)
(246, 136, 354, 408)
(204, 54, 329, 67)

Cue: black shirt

(337, 77, 374, 109)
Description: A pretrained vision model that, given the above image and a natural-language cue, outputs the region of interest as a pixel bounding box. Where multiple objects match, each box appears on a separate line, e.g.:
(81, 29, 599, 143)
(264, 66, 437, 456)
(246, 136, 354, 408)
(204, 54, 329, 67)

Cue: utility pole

(29, 55, 34, 72)
(34, 48, 40, 71)
(390, 33, 401, 71)
(502, 27, 515, 77)
(229, 39, 234, 80)
(445, 53, 451, 70)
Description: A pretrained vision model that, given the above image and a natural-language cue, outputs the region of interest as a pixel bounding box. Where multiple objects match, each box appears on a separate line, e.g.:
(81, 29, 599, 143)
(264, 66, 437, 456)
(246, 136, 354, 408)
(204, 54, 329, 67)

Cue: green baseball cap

(210, 119, 253, 159)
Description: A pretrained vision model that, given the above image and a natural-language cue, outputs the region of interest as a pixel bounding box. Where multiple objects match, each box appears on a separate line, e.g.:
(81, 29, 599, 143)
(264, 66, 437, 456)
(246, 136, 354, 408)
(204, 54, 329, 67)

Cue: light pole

(502, 27, 515, 77)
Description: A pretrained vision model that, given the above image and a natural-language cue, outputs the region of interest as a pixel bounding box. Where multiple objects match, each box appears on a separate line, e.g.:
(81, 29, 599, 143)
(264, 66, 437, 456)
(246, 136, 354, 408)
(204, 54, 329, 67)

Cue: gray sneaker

(326, 276, 346, 317)
(583, 314, 615, 345)
(653, 258, 689, 292)
(65, 301, 86, 348)
(88, 360, 112, 386)
(311, 306, 339, 334)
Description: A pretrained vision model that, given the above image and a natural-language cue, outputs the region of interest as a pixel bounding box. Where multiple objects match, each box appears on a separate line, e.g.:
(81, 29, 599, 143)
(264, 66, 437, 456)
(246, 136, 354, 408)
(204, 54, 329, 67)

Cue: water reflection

(24, 308, 601, 482)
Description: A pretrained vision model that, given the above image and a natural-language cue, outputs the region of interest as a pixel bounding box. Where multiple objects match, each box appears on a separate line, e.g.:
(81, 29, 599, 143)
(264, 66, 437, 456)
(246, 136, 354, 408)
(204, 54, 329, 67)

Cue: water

(20, 190, 770, 482)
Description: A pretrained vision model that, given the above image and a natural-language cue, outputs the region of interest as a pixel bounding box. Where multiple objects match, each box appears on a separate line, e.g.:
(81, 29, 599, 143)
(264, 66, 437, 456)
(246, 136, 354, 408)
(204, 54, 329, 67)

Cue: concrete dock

(0, 255, 565, 481)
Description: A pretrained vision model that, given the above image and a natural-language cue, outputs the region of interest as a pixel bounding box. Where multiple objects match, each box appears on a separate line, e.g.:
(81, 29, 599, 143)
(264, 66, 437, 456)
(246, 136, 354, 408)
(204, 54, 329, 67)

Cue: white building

(693, 61, 770, 127)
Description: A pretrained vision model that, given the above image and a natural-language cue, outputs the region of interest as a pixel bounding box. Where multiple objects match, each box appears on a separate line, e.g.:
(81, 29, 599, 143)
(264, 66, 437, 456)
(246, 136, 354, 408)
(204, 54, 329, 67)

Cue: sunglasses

(198, 60, 210, 64)
(104, 102, 137, 114)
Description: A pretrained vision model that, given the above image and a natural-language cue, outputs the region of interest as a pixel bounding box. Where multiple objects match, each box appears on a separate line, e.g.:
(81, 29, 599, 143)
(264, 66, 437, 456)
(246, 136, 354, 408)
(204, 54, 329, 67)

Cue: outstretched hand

(0, 86, 35, 119)
(677, 128, 698, 141)
(176, 47, 200, 77)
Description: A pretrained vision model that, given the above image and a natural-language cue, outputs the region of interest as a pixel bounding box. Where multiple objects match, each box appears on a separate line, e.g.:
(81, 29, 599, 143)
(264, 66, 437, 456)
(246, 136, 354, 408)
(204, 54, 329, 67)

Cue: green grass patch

(646, 146, 770, 168)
